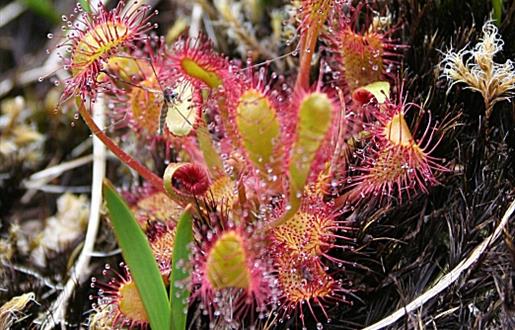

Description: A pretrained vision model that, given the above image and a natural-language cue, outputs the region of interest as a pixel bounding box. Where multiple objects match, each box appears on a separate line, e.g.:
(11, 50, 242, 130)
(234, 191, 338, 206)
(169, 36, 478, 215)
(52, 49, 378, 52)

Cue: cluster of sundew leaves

(48, 1, 451, 329)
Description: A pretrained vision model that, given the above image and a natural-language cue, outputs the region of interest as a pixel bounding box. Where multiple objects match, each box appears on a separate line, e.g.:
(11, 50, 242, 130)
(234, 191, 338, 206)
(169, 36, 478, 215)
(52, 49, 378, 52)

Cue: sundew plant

(1, 0, 514, 329)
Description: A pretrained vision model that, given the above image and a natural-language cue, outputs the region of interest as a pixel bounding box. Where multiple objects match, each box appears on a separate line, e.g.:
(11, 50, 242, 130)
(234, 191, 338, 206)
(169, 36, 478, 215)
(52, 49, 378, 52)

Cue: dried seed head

(88, 304, 114, 329)
(441, 21, 515, 113)
(0, 293, 35, 329)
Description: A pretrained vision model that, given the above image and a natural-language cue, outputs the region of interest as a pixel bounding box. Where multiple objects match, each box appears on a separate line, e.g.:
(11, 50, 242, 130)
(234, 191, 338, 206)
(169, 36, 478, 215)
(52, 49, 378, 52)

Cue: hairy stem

(294, 0, 332, 91)
(77, 99, 164, 191)
(295, 28, 318, 90)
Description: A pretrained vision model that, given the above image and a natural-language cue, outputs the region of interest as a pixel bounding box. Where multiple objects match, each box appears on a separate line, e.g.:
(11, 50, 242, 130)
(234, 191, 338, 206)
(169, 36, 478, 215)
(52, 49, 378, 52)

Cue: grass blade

(170, 208, 193, 330)
(21, 0, 58, 23)
(492, 0, 503, 26)
(78, 0, 92, 13)
(103, 180, 171, 330)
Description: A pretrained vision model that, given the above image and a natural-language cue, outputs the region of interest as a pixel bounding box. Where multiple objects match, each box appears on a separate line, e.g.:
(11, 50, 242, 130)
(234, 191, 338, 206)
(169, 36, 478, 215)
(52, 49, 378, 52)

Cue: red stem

(294, 1, 331, 92)
(77, 99, 164, 191)
(294, 29, 319, 91)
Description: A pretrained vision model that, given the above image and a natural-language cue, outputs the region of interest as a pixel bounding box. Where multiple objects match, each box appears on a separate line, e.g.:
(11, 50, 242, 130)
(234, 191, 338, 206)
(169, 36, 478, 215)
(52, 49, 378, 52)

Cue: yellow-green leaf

(284, 92, 333, 222)
(354, 81, 390, 104)
(205, 231, 250, 290)
(236, 90, 282, 185)
(181, 58, 222, 88)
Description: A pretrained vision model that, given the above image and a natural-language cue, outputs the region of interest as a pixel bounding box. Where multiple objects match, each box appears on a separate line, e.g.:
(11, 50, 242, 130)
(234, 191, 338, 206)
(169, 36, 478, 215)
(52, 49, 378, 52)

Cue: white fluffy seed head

(440, 21, 515, 106)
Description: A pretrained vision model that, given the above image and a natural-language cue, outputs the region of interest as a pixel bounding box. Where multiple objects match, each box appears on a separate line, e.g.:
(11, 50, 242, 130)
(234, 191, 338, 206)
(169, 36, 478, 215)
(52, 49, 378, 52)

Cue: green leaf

(492, 0, 503, 26)
(282, 92, 333, 223)
(236, 89, 283, 187)
(78, 0, 92, 13)
(21, 0, 58, 23)
(169, 209, 193, 330)
(103, 180, 171, 330)
(205, 231, 250, 290)
(181, 58, 222, 88)
(197, 118, 224, 175)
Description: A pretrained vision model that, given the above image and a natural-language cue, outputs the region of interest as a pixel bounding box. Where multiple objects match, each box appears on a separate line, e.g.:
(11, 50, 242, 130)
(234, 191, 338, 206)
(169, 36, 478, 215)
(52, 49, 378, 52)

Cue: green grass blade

(103, 180, 171, 330)
(492, 0, 503, 26)
(78, 0, 92, 13)
(21, 0, 58, 23)
(170, 208, 193, 330)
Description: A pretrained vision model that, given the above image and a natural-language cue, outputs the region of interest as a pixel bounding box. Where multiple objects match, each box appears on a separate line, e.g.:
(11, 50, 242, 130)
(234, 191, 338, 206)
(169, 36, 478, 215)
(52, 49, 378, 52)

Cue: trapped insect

(158, 87, 179, 135)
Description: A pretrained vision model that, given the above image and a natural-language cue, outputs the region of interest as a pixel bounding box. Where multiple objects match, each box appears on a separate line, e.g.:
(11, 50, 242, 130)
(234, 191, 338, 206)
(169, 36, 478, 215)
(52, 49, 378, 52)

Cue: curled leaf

(163, 163, 210, 204)
(352, 81, 390, 104)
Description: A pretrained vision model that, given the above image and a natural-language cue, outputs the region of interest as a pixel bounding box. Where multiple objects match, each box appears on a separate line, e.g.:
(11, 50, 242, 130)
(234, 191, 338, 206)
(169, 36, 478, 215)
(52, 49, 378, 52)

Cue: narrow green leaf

(492, 0, 503, 26)
(170, 208, 193, 330)
(78, 0, 92, 13)
(103, 180, 171, 330)
(197, 118, 224, 175)
(21, 0, 58, 23)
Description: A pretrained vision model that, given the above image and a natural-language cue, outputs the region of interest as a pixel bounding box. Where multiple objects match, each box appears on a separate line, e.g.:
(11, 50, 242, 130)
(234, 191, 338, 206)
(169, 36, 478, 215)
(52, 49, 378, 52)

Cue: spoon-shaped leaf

(236, 89, 283, 190)
(281, 92, 333, 223)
